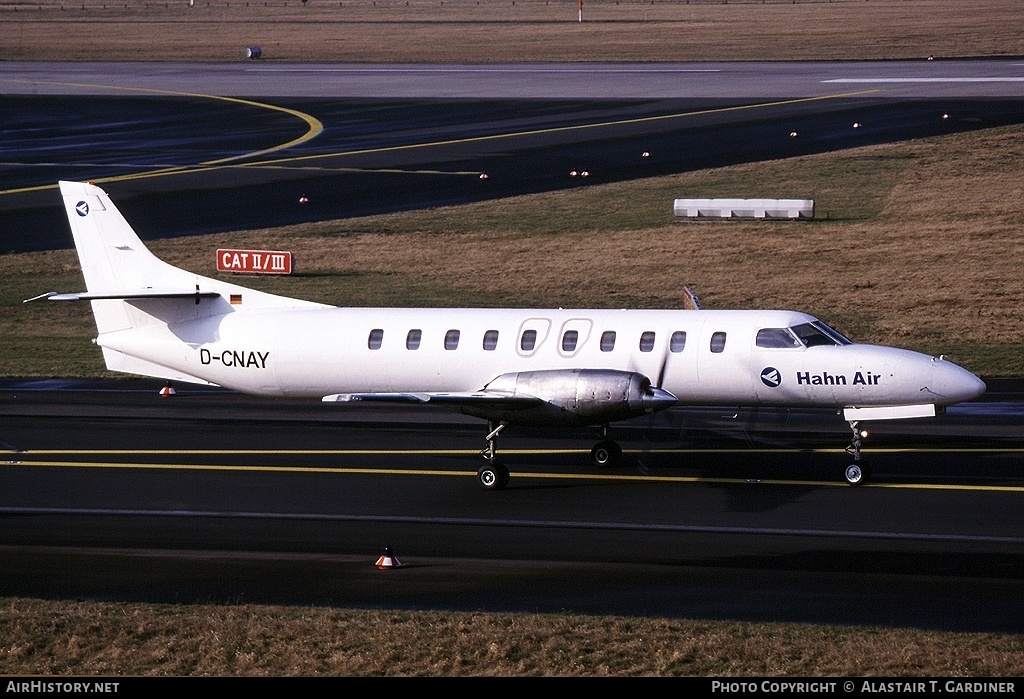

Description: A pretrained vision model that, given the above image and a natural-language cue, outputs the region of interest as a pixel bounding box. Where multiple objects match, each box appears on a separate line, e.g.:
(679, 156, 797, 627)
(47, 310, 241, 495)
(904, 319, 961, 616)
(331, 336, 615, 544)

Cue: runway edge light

(376, 547, 403, 570)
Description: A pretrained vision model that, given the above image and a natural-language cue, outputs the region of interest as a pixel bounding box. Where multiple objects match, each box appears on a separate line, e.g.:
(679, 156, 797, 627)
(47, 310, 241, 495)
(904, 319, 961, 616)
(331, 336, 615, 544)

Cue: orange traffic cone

(375, 547, 402, 570)
(159, 383, 176, 397)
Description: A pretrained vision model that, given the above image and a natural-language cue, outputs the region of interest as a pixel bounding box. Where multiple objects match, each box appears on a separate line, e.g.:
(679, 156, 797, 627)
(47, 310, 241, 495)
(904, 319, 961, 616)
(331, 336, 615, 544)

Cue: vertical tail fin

(59, 180, 192, 296)
(41, 182, 326, 383)
(56, 181, 325, 338)
(59, 180, 207, 336)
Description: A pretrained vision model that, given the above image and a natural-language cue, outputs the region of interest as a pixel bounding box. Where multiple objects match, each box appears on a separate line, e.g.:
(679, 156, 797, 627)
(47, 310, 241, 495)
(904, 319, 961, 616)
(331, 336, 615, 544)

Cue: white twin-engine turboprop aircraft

(32, 181, 986, 489)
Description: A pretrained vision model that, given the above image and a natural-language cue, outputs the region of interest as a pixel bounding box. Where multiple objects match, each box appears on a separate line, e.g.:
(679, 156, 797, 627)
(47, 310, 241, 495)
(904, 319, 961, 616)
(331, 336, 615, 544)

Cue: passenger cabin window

(520, 329, 537, 351)
(483, 330, 499, 351)
(600, 331, 616, 352)
(406, 329, 421, 350)
(639, 331, 656, 352)
(710, 331, 727, 353)
(444, 329, 460, 350)
(562, 330, 578, 352)
(670, 331, 686, 353)
(756, 327, 802, 349)
(368, 328, 384, 350)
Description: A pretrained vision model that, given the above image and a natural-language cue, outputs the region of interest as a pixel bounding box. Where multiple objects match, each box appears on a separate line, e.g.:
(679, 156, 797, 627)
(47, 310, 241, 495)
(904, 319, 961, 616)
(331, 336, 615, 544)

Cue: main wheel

(477, 462, 510, 490)
(591, 440, 622, 467)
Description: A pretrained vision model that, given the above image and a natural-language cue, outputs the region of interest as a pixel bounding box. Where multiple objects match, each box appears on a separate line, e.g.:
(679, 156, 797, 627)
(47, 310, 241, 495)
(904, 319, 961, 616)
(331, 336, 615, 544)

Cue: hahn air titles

(796, 370, 881, 386)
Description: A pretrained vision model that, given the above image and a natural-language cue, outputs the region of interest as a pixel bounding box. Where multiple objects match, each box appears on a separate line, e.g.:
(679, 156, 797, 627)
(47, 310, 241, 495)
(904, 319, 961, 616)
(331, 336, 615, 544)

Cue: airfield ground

(2, 0, 1023, 677)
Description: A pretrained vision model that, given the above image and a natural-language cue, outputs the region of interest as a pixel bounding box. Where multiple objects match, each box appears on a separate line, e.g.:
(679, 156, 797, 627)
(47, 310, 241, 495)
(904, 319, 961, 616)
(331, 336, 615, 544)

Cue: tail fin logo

(75, 201, 90, 217)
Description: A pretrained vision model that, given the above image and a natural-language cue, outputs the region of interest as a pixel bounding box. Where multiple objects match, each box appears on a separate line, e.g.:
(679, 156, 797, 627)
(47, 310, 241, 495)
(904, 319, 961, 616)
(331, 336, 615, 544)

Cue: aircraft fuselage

(96, 304, 983, 415)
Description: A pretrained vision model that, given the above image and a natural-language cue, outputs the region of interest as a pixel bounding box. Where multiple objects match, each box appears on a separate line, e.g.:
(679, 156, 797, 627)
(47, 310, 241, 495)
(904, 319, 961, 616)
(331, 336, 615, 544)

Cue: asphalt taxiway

(3, 60, 1024, 251)
(2, 378, 1024, 630)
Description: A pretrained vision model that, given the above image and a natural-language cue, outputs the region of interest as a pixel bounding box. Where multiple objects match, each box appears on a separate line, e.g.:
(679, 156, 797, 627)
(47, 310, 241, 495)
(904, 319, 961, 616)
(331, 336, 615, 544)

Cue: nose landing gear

(844, 421, 872, 485)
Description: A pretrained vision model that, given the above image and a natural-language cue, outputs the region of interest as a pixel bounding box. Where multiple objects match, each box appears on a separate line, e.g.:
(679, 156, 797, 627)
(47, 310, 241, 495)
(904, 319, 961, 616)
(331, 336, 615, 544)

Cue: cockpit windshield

(756, 321, 853, 349)
(806, 321, 853, 346)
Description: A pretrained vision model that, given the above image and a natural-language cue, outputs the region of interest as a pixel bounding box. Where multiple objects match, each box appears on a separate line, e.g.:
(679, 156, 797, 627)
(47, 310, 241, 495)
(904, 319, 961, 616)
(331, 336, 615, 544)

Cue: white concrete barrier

(674, 198, 814, 220)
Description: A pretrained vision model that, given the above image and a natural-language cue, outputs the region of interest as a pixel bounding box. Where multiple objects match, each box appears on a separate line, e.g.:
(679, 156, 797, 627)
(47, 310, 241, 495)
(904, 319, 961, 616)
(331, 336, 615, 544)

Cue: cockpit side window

(756, 327, 802, 349)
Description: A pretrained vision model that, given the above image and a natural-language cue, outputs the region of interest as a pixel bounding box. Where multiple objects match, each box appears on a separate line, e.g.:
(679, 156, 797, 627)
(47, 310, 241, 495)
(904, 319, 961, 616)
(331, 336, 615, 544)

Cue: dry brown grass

(3, 597, 1024, 676)
(0, 0, 1022, 63)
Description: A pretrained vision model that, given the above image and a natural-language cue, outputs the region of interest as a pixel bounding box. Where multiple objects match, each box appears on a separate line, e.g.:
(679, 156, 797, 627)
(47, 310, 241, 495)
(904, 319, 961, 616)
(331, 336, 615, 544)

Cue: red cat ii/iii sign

(217, 249, 293, 275)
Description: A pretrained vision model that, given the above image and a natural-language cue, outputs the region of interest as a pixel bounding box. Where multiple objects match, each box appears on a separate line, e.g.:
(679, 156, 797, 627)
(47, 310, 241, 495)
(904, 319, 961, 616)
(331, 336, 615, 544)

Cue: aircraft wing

(322, 391, 544, 410)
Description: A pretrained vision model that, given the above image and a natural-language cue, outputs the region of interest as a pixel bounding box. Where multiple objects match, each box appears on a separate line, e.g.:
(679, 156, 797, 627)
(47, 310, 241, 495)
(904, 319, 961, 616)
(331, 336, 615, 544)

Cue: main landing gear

(590, 425, 622, 467)
(476, 422, 625, 490)
(844, 420, 872, 485)
(477, 421, 510, 490)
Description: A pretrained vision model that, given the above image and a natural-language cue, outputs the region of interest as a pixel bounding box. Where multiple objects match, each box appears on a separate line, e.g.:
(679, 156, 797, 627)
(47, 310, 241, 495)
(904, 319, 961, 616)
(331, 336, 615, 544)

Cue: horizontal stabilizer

(25, 289, 221, 303)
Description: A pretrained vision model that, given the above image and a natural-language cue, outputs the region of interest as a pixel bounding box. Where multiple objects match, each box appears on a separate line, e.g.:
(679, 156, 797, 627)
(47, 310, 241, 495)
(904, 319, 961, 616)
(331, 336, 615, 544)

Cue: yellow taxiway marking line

(0, 78, 323, 196)
(0, 88, 876, 195)
(16, 447, 1024, 456)
(8, 458, 1024, 492)
(236, 90, 881, 170)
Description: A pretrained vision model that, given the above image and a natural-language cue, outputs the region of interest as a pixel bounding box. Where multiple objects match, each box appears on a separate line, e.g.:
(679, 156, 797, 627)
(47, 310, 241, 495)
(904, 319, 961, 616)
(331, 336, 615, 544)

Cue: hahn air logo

(760, 367, 782, 388)
(75, 201, 89, 217)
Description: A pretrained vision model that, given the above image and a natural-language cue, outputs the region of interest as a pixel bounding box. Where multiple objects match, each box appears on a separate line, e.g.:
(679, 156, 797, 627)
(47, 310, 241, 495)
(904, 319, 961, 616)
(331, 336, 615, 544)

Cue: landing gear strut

(590, 425, 622, 467)
(477, 421, 510, 490)
(844, 420, 872, 485)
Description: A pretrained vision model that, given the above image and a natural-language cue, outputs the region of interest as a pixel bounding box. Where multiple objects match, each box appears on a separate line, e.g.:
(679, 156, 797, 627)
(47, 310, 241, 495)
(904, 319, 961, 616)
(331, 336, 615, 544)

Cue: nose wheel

(844, 421, 872, 485)
(477, 461, 510, 490)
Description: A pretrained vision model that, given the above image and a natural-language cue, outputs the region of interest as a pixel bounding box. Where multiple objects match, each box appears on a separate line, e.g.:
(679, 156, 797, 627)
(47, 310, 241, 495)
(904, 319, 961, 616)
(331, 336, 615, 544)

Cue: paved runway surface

(5, 60, 1024, 99)
(3, 60, 1024, 251)
(2, 378, 1024, 630)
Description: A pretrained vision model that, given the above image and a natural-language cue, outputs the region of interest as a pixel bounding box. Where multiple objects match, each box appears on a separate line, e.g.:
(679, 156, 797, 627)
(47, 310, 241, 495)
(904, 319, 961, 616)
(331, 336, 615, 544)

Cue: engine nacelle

(458, 368, 677, 427)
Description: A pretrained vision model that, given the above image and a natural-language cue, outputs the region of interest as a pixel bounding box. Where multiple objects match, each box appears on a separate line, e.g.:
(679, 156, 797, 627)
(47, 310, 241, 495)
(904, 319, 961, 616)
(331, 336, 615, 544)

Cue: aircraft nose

(930, 357, 986, 404)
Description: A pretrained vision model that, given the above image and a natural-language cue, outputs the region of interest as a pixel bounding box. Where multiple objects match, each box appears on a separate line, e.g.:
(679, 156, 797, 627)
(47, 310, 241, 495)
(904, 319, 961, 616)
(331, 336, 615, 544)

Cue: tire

(477, 462, 510, 490)
(845, 462, 868, 485)
(591, 440, 622, 467)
